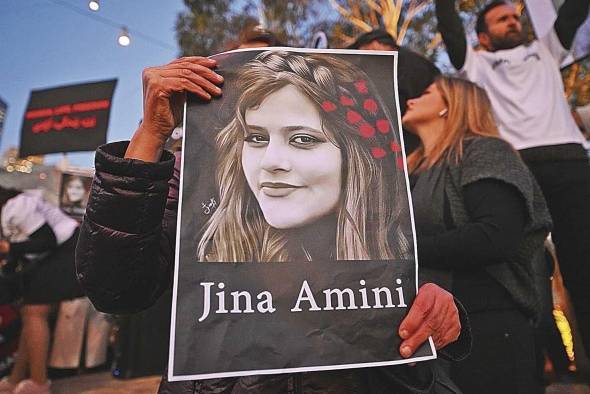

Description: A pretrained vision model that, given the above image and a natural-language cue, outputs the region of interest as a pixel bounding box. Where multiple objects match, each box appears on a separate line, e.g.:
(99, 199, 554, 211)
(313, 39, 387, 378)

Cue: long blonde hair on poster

(197, 51, 411, 262)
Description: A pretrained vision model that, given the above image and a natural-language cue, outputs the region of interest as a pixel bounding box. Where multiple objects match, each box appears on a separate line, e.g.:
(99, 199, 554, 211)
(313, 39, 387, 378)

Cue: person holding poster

(76, 53, 470, 393)
(403, 77, 552, 393)
(434, 0, 590, 363)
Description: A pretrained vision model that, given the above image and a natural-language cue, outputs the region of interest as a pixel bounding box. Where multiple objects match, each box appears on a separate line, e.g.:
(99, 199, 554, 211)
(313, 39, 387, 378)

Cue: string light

(117, 26, 131, 47)
(88, 0, 99, 11)
(48, 0, 175, 51)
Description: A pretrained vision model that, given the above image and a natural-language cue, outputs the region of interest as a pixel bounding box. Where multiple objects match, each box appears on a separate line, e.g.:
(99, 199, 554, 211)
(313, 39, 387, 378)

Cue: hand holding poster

(169, 48, 435, 381)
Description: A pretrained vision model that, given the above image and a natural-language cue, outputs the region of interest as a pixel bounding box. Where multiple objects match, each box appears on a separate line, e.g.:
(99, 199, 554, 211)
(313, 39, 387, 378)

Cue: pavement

(546, 383, 590, 394)
(50, 372, 590, 394)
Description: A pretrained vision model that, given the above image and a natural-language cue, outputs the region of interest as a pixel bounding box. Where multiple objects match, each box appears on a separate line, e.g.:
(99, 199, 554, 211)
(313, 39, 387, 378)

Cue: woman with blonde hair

(403, 76, 551, 394)
(198, 51, 411, 262)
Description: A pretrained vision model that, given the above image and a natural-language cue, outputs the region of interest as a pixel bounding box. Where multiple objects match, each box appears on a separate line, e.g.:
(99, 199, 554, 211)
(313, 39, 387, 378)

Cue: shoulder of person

(456, 137, 525, 185)
(463, 136, 515, 160)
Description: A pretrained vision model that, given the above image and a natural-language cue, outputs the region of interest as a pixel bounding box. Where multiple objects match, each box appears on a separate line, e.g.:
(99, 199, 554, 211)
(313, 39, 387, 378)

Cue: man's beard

(489, 30, 524, 51)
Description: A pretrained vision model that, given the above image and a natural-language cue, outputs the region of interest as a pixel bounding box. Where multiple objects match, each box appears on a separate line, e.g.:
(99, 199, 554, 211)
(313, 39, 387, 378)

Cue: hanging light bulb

(117, 27, 130, 47)
(88, 0, 100, 11)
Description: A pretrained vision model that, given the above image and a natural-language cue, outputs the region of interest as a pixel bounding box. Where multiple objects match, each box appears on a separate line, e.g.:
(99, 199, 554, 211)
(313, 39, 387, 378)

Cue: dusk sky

(2, 1, 588, 170)
(1, 0, 185, 168)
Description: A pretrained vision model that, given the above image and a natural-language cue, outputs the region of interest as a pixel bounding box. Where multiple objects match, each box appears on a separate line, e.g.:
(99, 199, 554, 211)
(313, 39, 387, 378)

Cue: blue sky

(2, 1, 587, 170)
(1, 0, 185, 168)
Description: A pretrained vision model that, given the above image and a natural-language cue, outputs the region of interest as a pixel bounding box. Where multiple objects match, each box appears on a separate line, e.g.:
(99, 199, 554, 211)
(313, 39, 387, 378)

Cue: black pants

(452, 308, 541, 394)
(524, 157, 590, 360)
(451, 309, 543, 394)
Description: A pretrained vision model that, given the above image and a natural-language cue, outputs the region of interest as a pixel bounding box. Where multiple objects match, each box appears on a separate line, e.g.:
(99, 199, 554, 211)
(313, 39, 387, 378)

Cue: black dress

(1, 193, 83, 304)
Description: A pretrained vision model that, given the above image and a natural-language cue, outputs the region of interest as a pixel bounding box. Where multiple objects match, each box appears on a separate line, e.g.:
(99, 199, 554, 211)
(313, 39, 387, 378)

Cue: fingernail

(216, 74, 224, 82)
(399, 329, 409, 339)
(401, 346, 412, 358)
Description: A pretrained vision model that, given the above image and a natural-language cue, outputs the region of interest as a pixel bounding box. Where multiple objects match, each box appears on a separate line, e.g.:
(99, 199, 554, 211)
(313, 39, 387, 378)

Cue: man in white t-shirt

(435, 0, 590, 375)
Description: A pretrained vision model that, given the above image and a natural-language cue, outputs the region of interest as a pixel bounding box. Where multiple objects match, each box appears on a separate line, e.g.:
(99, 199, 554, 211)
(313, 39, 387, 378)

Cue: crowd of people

(1, 0, 589, 393)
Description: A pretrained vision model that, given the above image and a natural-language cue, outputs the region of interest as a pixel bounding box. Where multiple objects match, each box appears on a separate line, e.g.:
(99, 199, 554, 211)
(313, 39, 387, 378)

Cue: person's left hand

(0, 240, 10, 255)
(397, 283, 461, 358)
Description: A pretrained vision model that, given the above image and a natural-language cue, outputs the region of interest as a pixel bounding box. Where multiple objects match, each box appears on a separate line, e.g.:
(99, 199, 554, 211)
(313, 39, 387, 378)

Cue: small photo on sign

(59, 172, 92, 220)
(170, 48, 433, 382)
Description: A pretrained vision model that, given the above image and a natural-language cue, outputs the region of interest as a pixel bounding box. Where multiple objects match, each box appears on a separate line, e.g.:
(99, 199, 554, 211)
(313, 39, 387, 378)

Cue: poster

(59, 171, 93, 220)
(19, 79, 116, 157)
(525, 0, 590, 66)
(169, 48, 433, 382)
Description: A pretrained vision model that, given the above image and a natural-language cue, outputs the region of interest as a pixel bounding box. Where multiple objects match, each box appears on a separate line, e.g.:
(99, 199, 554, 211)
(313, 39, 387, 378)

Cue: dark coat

(76, 142, 468, 394)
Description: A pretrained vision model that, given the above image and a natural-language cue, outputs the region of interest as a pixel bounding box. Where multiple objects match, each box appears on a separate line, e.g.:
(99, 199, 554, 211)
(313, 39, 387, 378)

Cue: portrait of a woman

(197, 51, 412, 263)
(60, 174, 91, 218)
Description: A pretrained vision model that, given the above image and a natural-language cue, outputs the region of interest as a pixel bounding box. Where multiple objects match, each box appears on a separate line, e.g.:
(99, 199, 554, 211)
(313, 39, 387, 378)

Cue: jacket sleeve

(554, 0, 590, 50)
(75, 141, 179, 314)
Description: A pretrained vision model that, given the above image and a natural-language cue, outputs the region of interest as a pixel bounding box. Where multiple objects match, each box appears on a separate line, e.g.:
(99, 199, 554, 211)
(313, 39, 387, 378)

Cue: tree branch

(329, 0, 373, 31)
(398, 0, 428, 45)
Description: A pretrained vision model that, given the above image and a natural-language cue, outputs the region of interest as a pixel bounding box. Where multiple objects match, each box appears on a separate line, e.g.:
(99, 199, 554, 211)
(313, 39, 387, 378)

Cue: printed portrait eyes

(290, 134, 323, 147)
(244, 133, 269, 145)
(244, 131, 325, 148)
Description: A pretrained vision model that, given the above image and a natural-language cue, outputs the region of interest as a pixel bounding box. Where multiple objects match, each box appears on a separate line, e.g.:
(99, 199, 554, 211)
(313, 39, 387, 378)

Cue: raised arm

(126, 57, 223, 162)
(75, 57, 224, 314)
(555, 0, 590, 50)
(434, 0, 468, 70)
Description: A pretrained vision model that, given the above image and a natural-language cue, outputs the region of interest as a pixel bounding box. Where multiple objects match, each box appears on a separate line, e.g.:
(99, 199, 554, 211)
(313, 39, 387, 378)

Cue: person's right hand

(125, 57, 224, 162)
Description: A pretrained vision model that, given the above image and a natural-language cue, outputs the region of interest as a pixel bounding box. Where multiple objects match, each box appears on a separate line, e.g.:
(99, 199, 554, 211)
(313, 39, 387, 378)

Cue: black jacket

(76, 141, 469, 394)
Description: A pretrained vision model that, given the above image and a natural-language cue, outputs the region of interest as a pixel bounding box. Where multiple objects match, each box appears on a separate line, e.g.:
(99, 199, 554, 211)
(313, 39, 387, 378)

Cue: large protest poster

(169, 48, 434, 381)
(19, 79, 116, 157)
(525, 0, 590, 66)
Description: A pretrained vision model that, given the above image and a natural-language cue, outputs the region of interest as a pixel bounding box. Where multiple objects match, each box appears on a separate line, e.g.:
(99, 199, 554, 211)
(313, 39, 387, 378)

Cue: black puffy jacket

(76, 141, 468, 394)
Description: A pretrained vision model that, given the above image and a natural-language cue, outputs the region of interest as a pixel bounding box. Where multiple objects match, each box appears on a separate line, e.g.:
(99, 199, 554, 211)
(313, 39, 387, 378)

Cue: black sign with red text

(19, 79, 117, 157)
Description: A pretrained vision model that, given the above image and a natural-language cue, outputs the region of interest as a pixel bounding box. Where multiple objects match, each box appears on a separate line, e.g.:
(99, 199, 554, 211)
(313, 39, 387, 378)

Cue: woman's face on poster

(242, 85, 342, 229)
(66, 177, 86, 203)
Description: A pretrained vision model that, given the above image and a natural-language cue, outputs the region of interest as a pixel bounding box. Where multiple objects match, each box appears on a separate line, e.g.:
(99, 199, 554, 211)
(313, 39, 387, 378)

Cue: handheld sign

(169, 48, 434, 382)
(19, 79, 116, 157)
